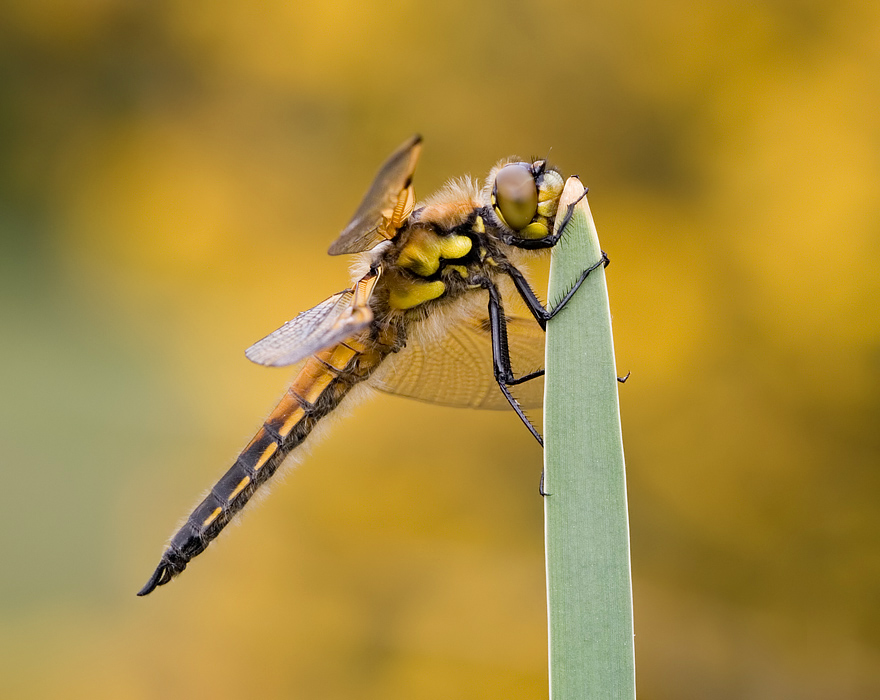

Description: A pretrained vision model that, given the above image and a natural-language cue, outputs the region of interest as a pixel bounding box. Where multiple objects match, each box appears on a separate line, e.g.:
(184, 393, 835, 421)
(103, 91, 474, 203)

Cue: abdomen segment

(137, 339, 386, 596)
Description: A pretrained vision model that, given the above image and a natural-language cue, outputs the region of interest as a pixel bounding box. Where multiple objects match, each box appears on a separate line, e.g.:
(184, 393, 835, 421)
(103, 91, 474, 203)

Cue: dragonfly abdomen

(137, 339, 389, 596)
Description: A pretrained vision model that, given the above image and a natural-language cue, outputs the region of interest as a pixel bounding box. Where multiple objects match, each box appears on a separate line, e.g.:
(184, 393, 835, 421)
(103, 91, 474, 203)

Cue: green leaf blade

(544, 178, 635, 699)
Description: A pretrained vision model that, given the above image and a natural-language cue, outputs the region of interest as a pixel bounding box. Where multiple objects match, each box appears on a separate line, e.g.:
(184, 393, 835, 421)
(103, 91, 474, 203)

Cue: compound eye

(493, 163, 538, 231)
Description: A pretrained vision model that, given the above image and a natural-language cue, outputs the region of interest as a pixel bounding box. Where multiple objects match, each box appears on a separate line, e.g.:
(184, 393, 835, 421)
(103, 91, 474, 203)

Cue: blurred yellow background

(1, 1, 878, 698)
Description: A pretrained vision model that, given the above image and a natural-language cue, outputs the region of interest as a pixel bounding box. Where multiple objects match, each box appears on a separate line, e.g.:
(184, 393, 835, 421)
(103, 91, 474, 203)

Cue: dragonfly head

(488, 160, 565, 241)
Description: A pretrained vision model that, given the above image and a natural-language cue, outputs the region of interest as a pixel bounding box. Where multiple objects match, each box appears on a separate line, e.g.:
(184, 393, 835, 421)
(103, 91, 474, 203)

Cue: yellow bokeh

(1, 1, 878, 698)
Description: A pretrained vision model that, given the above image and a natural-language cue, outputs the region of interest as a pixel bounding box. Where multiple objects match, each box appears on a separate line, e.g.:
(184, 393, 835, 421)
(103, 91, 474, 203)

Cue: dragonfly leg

(507, 368, 544, 386)
(497, 184, 608, 327)
(477, 277, 545, 451)
(503, 252, 608, 329)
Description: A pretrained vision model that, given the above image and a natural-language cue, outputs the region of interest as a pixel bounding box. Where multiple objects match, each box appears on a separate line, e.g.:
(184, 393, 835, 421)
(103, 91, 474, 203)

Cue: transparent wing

(245, 289, 373, 368)
(371, 314, 545, 410)
(328, 135, 422, 256)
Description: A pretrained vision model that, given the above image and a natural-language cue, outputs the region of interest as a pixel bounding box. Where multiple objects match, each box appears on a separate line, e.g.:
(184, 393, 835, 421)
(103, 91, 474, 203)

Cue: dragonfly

(138, 135, 606, 596)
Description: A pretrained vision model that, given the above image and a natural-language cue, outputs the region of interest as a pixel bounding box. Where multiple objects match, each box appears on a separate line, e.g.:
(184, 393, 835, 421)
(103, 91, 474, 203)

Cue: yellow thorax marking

(389, 279, 446, 310)
(446, 264, 468, 277)
(397, 229, 472, 277)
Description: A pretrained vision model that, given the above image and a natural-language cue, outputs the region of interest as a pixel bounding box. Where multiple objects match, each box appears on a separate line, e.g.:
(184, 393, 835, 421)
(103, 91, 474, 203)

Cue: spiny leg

(479, 279, 551, 494)
(500, 184, 608, 326)
(502, 251, 609, 329)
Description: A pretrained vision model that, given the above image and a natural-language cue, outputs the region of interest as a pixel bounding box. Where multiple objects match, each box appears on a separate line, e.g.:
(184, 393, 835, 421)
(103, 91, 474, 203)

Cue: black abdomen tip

(136, 551, 187, 596)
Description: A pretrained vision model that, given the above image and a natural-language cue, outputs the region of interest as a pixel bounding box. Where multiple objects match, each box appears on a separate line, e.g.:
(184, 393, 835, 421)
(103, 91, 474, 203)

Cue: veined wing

(245, 270, 380, 367)
(371, 314, 545, 410)
(328, 135, 422, 255)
